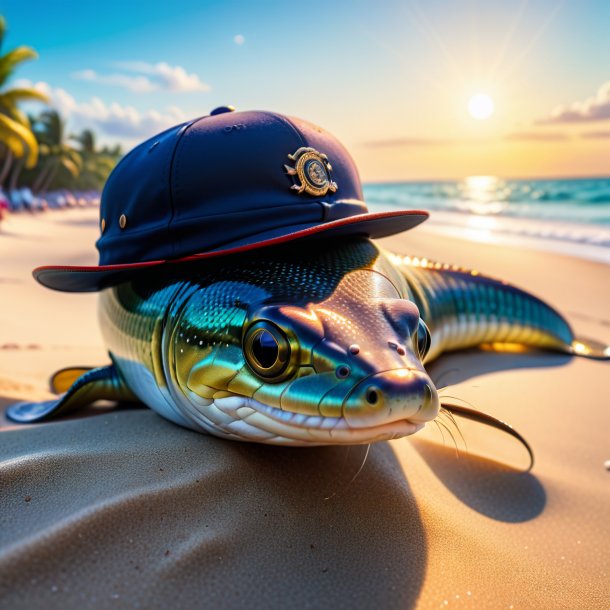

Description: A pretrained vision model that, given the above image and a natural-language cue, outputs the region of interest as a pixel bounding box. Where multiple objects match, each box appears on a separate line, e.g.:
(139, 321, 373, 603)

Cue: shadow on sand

(0, 410, 426, 610)
(412, 439, 546, 522)
(417, 348, 549, 523)
(428, 347, 571, 390)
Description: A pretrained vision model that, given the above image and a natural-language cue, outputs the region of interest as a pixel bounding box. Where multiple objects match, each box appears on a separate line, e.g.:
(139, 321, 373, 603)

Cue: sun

(468, 93, 494, 120)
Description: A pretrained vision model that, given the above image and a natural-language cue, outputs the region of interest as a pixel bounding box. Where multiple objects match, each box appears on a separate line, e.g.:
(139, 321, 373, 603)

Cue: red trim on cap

(34, 209, 430, 292)
(173, 209, 428, 264)
(34, 259, 165, 274)
(34, 210, 428, 276)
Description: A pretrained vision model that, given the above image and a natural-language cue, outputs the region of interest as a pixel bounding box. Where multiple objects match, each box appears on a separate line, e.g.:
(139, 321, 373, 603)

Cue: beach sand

(1, 208, 609, 609)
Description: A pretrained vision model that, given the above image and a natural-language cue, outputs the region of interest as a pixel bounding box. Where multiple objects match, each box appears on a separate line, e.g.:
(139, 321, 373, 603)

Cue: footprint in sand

(0, 377, 34, 393)
(0, 344, 41, 350)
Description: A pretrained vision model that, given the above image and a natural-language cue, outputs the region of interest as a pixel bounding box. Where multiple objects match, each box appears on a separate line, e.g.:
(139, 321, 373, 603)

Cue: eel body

(7, 238, 607, 449)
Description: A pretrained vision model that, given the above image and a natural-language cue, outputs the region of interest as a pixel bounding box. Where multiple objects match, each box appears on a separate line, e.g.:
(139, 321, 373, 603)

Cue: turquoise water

(363, 176, 610, 263)
(363, 176, 610, 225)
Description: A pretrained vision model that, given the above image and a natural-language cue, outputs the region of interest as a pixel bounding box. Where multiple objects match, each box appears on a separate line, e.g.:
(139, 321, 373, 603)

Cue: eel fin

(50, 366, 95, 394)
(441, 402, 534, 472)
(570, 336, 610, 360)
(6, 364, 138, 424)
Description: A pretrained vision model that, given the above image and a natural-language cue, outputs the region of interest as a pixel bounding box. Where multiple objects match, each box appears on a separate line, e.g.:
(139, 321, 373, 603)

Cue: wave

(391, 208, 610, 264)
(579, 192, 610, 204)
(363, 177, 610, 225)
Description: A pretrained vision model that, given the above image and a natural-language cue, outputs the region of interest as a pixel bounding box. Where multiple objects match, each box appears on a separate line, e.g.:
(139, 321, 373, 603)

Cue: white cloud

(72, 97, 187, 138)
(234, 34, 245, 45)
(16, 80, 78, 117)
(15, 79, 188, 140)
(151, 62, 209, 92)
(72, 69, 157, 93)
(538, 81, 610, 124)
(96, 61, 211, 93)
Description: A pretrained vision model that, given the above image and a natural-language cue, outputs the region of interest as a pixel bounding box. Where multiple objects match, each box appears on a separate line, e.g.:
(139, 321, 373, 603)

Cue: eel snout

(342, 368, 439, 428)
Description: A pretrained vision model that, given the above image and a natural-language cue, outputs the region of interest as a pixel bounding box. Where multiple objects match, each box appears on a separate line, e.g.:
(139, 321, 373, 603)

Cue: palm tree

(72, 128, 95, 155)
(0, 16, 48, 186)
(69, 128, 119, 191)
(31, 110, 81, 194)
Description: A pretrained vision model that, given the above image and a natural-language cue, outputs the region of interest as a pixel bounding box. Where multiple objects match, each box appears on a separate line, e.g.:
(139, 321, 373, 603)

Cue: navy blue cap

(34, 108, 428, 292)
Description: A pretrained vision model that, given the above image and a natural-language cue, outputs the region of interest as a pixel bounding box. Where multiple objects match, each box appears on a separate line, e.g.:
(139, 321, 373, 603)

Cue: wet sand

(1, 208, 609, 609)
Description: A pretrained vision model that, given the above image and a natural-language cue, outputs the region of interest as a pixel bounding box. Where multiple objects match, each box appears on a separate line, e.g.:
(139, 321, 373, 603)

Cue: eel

(7, 238, 608, 459)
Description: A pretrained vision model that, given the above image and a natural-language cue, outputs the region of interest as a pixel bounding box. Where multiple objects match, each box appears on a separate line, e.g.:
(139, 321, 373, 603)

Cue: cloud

(16, 80, 78, 118)
(73, 98, 187, 138)
(365, 137, 459, 147)
(114, 61, 209, 92)
(580, 130, 610, 139)
(537, 81, 610, 124)
(504, 131, 569, 141)
(365, 132, 571, 147)
(367, 129, 610, 148)
(16, 79, 188, 140)
(72, 69, 157, 93)
(233, 34, 245, 45)
(72, 62, 210, 93)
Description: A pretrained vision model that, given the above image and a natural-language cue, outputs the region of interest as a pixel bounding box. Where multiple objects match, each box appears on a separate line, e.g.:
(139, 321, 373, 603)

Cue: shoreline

(424, 210, 610, 265)
(371, 205, 610, 265)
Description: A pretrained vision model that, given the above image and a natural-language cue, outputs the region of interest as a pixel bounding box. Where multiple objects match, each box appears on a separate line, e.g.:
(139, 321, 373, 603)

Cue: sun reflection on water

(459, 176, 509, 216)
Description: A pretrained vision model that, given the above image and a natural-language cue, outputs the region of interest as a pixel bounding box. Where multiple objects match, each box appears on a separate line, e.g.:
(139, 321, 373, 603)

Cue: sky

(2, 0, 609, 181)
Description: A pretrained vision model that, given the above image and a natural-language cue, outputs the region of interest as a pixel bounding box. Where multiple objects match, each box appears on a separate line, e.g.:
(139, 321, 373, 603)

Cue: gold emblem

(284, 147, 338, 197)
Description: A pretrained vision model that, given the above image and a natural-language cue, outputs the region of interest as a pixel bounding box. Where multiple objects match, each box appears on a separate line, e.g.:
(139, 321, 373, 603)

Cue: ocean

(363, 176, 610, 263)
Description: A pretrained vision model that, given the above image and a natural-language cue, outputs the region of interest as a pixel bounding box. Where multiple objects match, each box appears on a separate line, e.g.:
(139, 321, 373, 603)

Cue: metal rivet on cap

(100, 218, 106, 233)
(119, 214, 127, 229)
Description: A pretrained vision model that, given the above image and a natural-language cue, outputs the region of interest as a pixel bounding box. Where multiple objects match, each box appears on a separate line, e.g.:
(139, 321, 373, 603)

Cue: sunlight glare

(468, 93, 494, 120)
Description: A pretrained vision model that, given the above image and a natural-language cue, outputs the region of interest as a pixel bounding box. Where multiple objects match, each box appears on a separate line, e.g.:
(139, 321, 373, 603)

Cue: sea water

(364, 176, 610, 263)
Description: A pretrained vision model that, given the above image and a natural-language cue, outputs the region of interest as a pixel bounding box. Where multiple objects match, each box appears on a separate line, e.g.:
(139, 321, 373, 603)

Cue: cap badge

(284, 147, 338, 197)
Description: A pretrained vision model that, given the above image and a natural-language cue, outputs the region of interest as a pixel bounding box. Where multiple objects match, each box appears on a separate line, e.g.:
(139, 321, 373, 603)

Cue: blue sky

(2, 0, 610, 179)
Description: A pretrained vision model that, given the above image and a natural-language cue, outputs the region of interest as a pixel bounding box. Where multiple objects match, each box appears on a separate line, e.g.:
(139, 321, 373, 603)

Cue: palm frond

(60, 156, 81, 178)
(0, 99, 31, 126)
(34, 109, 63, 145)
(0, 121, 25, 158)
(0, 113, 38, 167)
(0, 16, 6, 51)
(0, 87, 48, 105)
(0, 46, 38, 86)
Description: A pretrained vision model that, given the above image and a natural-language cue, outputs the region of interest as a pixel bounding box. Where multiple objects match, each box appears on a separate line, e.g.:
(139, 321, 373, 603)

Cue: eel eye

(415, 319, 431, 359)
(244, 321, 291, 381)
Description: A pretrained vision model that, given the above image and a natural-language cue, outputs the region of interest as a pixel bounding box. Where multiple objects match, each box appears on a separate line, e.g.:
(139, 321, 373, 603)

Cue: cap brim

(34, 209, 428, 292)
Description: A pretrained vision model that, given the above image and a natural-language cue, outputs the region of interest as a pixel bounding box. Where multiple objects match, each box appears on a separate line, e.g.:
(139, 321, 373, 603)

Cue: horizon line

(362, 173, 610, 186)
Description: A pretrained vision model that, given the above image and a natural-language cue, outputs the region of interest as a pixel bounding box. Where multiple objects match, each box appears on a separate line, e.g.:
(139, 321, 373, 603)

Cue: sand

(1, 208, 609, 609)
